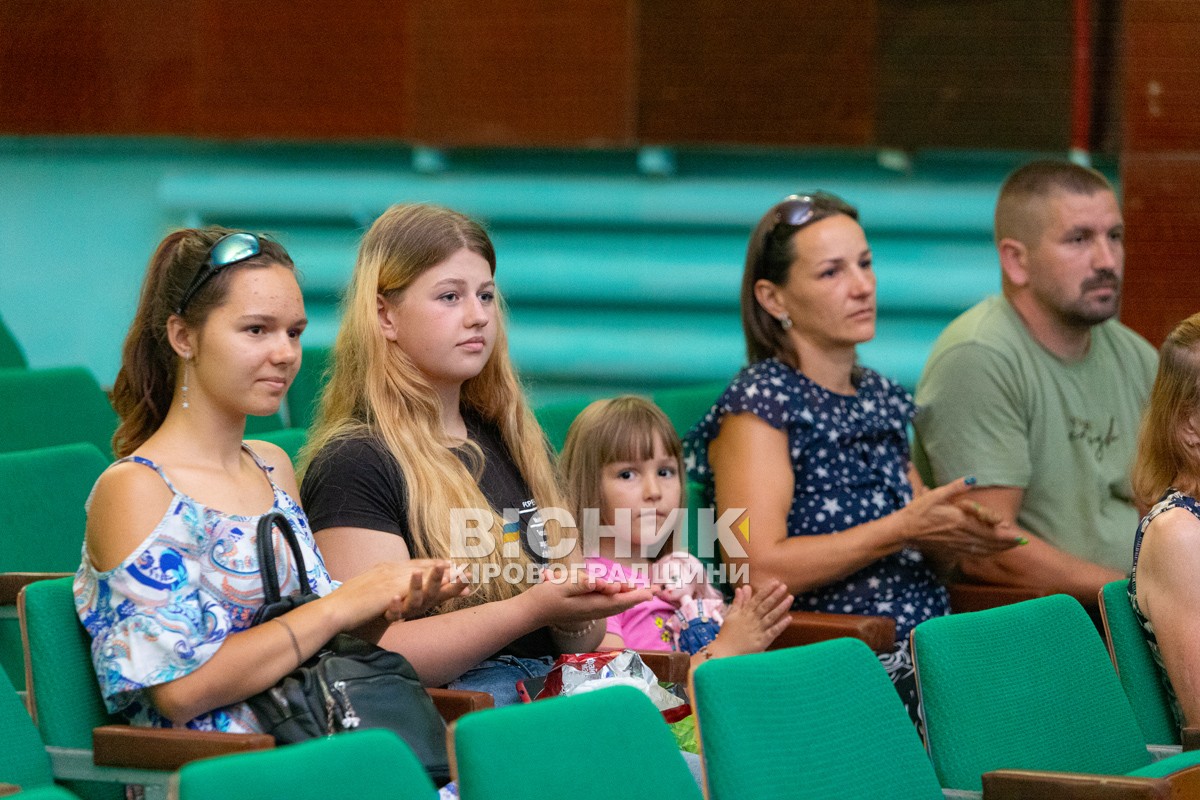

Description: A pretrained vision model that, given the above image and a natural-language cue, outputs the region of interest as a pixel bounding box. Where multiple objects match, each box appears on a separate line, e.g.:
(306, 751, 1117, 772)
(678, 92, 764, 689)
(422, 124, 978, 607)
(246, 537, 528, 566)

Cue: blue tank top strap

(118, 454, 182, 494)
(240, 442, 281, 492)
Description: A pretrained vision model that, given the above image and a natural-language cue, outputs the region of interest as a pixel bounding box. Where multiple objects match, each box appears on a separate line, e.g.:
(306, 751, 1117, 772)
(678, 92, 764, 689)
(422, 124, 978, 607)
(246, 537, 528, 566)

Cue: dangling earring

(779, 314, 793, 331)
(181, 357, 191, 409)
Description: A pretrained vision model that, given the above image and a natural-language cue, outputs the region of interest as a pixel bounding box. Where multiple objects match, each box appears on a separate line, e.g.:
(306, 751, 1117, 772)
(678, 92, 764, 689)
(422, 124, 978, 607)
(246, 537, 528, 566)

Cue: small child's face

(599, 433, 682, 555)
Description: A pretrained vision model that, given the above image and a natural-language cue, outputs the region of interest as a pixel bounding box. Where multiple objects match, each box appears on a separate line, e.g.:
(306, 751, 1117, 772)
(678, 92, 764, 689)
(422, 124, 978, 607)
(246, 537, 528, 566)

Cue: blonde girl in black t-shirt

(300, 203, 650, 702)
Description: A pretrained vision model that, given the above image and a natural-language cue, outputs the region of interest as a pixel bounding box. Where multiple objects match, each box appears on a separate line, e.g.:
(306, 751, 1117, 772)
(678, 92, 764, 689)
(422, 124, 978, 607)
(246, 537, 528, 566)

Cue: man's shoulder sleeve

(914, 341, 1032, 489)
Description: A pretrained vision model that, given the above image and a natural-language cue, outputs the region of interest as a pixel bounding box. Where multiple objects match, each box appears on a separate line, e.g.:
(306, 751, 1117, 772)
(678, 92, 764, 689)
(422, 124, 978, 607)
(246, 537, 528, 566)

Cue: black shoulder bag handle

(245, 512, 452, 784)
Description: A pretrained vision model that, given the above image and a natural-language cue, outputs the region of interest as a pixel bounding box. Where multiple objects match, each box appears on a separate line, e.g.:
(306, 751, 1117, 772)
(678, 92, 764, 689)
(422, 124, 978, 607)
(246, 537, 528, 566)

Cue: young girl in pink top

(559, 396, 793, 667)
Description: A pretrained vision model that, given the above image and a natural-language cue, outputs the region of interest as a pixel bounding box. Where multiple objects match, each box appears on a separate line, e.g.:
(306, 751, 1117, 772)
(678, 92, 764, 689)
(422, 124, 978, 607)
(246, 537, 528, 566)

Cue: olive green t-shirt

(912, 296, 1157, 573)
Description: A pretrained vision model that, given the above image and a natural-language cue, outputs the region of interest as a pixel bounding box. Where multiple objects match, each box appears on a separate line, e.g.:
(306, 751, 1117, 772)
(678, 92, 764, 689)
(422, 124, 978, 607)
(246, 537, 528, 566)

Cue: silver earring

(779, 314, 793, 331)
(181, 357, 191, 409)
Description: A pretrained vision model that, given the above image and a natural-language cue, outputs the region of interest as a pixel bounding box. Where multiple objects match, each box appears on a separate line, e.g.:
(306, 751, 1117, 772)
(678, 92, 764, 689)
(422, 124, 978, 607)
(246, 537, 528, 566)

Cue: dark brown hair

(741, 193, 859, 364)
(110, 228, 294, 457)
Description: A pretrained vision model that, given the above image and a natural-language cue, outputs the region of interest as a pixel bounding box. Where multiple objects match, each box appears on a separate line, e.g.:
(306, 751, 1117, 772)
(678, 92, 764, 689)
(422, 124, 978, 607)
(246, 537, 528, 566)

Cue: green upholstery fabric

(284, 345, 330, 431)
(0, 444, 108, 572)
(176, 729, 436, 800)
(693, 638, 942, 800)
(0, 314, 27, 369)
(532, 394, 596, 453)
(250, 427, 307, 466)
(913, 594, 1151, 791)
(453, 685, 702, 800)
(9, 787, 82, 800)
(242, 411, 284, 435)
(651, 382, 727, 438)
(0, 368, 117, 457)
(1102, 579, 1179, 746)
(21, 578, 122, 800)
(0, 443, 108, 691)
(0, 664, 54, 791)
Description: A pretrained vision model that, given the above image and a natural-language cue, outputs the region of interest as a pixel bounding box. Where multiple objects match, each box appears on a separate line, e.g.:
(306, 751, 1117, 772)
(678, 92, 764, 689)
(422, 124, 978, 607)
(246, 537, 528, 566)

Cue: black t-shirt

(301, 412, 556, 661)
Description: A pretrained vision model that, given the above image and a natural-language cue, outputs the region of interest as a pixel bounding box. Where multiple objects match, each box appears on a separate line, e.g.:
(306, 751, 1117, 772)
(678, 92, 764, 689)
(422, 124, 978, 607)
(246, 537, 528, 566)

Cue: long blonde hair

(301, 204, 564, 607)
(1133, 313, 1200, 506)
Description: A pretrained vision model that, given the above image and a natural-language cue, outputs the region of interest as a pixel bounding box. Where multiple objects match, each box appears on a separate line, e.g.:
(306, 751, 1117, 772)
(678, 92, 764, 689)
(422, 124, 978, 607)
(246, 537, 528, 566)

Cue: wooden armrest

(1183, 727, 1200, 751)
(948, 583, 1046, 614)
(0, 783, 22, 797)
(427, 688, 493, 722)
(767, 611, 896, 654)
(92, 724, 274, 771)
(636, 650, 691, 684)
(982, 767, 1200, 799)
(0, 573, 72, 605)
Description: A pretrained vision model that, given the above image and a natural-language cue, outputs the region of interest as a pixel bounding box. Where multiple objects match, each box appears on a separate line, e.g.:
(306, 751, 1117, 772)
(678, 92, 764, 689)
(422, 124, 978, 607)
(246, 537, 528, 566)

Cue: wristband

(550, 619, 598, 639)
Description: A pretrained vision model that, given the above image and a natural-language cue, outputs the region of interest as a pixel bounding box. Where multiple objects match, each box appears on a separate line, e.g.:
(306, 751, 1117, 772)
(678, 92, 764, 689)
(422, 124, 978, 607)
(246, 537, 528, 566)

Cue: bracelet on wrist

(549, 619, 598, 639)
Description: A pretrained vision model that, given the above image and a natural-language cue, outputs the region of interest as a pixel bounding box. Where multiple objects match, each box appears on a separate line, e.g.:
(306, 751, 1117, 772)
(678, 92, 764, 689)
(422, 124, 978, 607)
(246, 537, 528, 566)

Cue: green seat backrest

(693, 638, 941, 800)
(0, 368, 118, 457)
(21, 577, 122, 800)
(0, 443, 108, 691)
(22, 577, 121, 745)
(250, 428, 307, 466)
(1102, 579, 1179, 745)
(0, 663, 54, 791)
(651, 381, 726, 439)
(913, 594, 1150, 792)
(532, 394, 597, 454)
(453, 685, 702, 800)
(0, 443, 108, 571)
(285, 345, 330, 431)
(176, 728, 435, 800)
(8, 788, 81, 800)
(0, 314, 27, 369)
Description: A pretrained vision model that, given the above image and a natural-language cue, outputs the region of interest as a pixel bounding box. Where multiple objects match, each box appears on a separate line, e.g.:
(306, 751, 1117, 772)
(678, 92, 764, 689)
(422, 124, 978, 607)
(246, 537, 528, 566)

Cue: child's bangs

(595, 400, 682, 465)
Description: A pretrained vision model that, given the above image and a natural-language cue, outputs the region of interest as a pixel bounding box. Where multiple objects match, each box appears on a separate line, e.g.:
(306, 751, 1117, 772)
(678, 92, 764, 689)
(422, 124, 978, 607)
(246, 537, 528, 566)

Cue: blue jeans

(446, 655, 556, 707)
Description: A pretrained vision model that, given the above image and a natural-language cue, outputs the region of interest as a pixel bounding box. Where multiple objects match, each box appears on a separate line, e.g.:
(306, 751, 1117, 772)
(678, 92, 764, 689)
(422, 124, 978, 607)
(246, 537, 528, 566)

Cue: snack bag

(535, 650, 687, 714)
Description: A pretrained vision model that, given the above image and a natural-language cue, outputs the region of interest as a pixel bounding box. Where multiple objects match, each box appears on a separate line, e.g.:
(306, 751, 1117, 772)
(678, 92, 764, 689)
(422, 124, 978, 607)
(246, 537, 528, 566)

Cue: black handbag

(245, 511, 451, 784)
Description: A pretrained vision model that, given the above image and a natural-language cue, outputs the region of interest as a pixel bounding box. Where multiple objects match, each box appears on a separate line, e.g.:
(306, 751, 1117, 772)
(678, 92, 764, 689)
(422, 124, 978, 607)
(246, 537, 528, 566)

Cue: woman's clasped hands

(901, 470, 1025, 561)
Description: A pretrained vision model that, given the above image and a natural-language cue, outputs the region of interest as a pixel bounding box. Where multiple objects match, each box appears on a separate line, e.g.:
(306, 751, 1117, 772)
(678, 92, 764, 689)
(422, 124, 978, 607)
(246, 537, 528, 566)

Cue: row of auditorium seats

(7, 592, 1200, 799)
(8, 310, 1200, 796)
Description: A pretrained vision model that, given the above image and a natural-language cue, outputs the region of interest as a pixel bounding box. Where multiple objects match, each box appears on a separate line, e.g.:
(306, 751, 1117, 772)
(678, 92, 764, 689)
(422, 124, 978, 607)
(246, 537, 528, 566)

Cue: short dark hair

(995, 160, 1115, 245)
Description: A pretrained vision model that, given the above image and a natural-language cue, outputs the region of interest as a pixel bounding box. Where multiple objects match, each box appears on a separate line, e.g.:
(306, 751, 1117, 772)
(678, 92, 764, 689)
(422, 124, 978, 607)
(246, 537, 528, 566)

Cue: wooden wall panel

(1120, 154, 1200, 346)
(877, 0, 1073, 151)
(1123, 1, 1200, 153)
(194, 1, 409, 140)
(405, 0, 637, 147)
(0, 0, 196, 134)
(1120, 2, 1200, 347)
(637, 0, 876, 147)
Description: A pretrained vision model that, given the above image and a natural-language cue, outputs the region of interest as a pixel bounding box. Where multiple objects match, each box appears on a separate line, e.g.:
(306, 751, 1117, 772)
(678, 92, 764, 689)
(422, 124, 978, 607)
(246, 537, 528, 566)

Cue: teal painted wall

(1, 137, 1088, 400)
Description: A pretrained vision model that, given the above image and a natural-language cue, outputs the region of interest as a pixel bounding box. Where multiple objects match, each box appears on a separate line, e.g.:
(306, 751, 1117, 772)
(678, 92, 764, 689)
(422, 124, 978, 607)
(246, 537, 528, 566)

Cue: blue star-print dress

(684, 358, 948, 724)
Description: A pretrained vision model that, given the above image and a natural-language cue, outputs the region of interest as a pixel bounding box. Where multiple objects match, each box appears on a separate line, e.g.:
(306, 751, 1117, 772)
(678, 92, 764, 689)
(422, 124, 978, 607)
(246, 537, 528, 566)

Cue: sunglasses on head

(176, 232, 262, 315)
(768, 192, 856, 236)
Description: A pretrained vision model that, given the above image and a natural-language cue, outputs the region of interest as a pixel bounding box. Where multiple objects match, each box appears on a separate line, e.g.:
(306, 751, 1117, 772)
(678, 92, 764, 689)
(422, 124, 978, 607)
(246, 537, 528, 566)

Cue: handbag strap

(256, 511, 315, 604)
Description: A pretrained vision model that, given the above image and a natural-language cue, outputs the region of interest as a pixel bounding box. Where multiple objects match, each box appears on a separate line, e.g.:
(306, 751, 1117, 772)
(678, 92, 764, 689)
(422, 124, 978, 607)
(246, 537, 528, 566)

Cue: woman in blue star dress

(684, 193, 1022, 724)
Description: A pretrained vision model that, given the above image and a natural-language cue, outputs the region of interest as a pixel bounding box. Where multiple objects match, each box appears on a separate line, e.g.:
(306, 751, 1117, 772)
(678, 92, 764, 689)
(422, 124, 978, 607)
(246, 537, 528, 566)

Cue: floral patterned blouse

(74, 446, 335, 732)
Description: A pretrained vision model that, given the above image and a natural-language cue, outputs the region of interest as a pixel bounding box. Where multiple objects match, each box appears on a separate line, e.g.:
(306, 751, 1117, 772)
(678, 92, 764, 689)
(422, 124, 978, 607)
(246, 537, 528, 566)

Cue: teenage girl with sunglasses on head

(76, 229, 462, 731)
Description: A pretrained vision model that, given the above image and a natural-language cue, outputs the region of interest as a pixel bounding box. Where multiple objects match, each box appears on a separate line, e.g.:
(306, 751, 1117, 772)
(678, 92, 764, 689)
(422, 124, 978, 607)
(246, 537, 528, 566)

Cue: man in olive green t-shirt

(913, 160, 1158, 607)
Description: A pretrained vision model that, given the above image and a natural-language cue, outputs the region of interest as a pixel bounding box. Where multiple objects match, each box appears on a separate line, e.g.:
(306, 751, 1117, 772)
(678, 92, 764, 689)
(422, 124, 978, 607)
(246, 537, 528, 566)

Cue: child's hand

(705, 581, 793, 659)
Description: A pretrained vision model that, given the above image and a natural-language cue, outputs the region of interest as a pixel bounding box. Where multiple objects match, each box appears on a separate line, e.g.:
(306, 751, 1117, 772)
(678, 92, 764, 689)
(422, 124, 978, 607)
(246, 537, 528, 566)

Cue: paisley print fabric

(74, 446, 335, 732)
